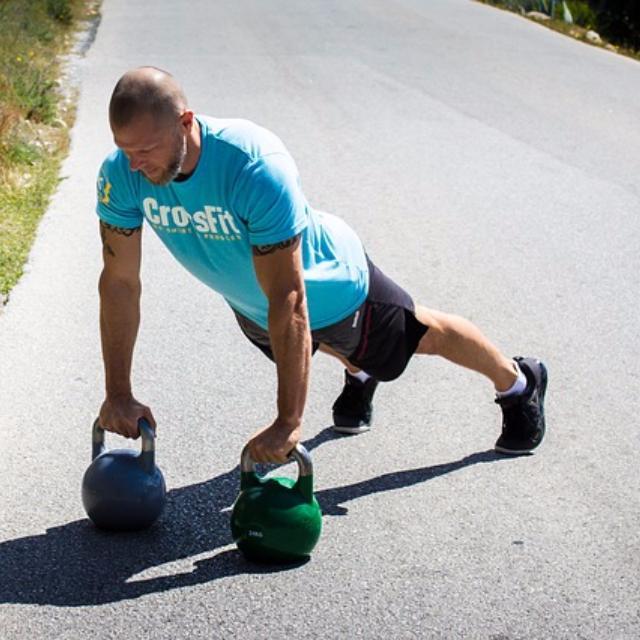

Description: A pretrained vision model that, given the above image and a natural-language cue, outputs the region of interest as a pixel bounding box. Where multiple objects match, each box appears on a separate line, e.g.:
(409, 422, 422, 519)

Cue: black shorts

(233, 256, 428, 381)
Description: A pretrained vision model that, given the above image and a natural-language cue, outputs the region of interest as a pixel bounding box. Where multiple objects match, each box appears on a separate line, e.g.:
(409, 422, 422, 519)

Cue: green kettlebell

(231, 443, 322, 564)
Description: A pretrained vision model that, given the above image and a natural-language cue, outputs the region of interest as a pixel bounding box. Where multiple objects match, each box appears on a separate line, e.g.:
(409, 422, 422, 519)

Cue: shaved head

(109, 67, 187, 130)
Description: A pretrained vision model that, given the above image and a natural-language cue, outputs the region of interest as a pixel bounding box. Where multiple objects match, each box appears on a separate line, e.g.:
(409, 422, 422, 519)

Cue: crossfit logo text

(142, 197, 242, 241)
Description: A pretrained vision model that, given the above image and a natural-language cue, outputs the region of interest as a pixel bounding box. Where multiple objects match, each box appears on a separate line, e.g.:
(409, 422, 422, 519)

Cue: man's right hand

(99, 396, 156, 439)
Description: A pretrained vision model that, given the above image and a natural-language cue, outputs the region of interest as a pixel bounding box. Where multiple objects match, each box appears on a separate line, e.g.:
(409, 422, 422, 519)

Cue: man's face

(112, 112, 187, 185)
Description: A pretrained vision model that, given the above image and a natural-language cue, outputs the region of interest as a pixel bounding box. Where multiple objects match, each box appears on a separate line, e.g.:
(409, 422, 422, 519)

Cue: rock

(526, 11, 551, 21)
(605, 44, 617, 52)
(585, 30, 602, 44)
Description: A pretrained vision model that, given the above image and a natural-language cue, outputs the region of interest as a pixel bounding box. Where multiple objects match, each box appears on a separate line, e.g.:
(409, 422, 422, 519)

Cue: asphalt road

(1, 0, 639, 638)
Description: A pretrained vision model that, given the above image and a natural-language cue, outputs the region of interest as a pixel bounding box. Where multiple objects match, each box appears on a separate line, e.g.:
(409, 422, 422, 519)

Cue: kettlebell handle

(91, 417, 157, 474)
(240, 443, 313, 477)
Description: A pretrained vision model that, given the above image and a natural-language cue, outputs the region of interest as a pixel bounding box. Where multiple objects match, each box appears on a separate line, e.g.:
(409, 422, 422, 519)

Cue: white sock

(347, 369, 371, 383)
(495, 362, 527, 398)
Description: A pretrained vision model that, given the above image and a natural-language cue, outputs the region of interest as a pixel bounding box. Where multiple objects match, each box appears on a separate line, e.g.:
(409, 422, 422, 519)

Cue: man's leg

(317, 343, 359, 374)
(413, 306, 518, 392)
(413, 305, 548, 454)
(316, 303, 519, 434)
(321, 305, 547, 453)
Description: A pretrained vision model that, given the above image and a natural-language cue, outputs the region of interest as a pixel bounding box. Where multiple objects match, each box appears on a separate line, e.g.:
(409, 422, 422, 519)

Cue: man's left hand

(247, 419, 301, 464)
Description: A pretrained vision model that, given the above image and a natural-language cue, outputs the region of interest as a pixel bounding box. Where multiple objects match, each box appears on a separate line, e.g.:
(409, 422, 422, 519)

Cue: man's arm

(247, 234, 312, 463)
(98, 220, 155, 438)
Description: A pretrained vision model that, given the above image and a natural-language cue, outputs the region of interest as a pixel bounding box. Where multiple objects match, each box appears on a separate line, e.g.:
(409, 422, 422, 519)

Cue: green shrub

(506, 0, 546, 12)
(569, 1, 597, 27)
(47, 0, 74, 24)
(4, 141, 45, 166)
(555, 1, 598, 27)
(8, 60, 57, 123)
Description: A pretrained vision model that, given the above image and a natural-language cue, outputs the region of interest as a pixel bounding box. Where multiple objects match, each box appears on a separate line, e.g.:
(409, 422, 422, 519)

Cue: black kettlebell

(81, 417, 166, 531)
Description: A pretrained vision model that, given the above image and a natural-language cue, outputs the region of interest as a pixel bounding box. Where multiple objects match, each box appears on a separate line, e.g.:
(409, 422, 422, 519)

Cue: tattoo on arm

(99, 220, 141, 258)
(252, 234, 300, 256)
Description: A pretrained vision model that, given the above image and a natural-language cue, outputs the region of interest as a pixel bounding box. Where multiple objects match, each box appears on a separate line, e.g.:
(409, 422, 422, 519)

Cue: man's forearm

(268, 292, 312, 430)
(99, 272, 141, 398)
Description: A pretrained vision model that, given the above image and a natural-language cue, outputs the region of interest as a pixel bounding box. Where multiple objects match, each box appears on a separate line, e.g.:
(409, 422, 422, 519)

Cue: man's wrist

(106, 388, 133, 401)
(274, 415, 302, 431)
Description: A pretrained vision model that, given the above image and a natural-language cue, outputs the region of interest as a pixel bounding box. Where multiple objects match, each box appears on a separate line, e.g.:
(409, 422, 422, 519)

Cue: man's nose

(129, 155, 143, 171)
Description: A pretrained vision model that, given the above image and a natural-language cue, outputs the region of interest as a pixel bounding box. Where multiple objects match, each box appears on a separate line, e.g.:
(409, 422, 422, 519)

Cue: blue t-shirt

(96, 116, 369, 330)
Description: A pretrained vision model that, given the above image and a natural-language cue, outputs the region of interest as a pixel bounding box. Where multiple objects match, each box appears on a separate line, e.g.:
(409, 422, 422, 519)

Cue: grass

(0, 160, 64, 295)
(475, 0, 640, 62)
(0, 0, 98, 302)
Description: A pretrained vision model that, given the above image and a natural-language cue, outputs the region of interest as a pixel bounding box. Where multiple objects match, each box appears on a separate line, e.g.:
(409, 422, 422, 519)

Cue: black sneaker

(332, 370, 379, 434)
(495, 356, 548, 455)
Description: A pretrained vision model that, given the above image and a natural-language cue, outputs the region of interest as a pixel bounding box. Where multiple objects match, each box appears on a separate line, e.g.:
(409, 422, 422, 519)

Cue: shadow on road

(0, 429, 509, 606)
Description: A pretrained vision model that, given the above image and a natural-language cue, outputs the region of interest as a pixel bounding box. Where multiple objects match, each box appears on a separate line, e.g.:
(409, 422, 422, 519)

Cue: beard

(145, 133, 187, 185)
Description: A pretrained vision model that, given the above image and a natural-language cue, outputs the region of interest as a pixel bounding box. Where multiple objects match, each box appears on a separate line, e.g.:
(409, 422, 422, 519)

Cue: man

(96, 67, 548, 464)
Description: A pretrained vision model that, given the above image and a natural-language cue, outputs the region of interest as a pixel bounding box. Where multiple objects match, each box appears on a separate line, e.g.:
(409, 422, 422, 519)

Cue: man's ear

(179, 110, 195, 133)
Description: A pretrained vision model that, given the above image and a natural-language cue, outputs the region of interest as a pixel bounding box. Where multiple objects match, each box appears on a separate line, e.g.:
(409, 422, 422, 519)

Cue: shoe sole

(494, 360, 548, 455)
(331, 424, 371, 435)
(494, 443, 536, 455)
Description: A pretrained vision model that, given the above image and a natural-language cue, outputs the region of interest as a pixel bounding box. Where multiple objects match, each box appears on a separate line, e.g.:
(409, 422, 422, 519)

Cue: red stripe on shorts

(355, 303, 373, 361)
